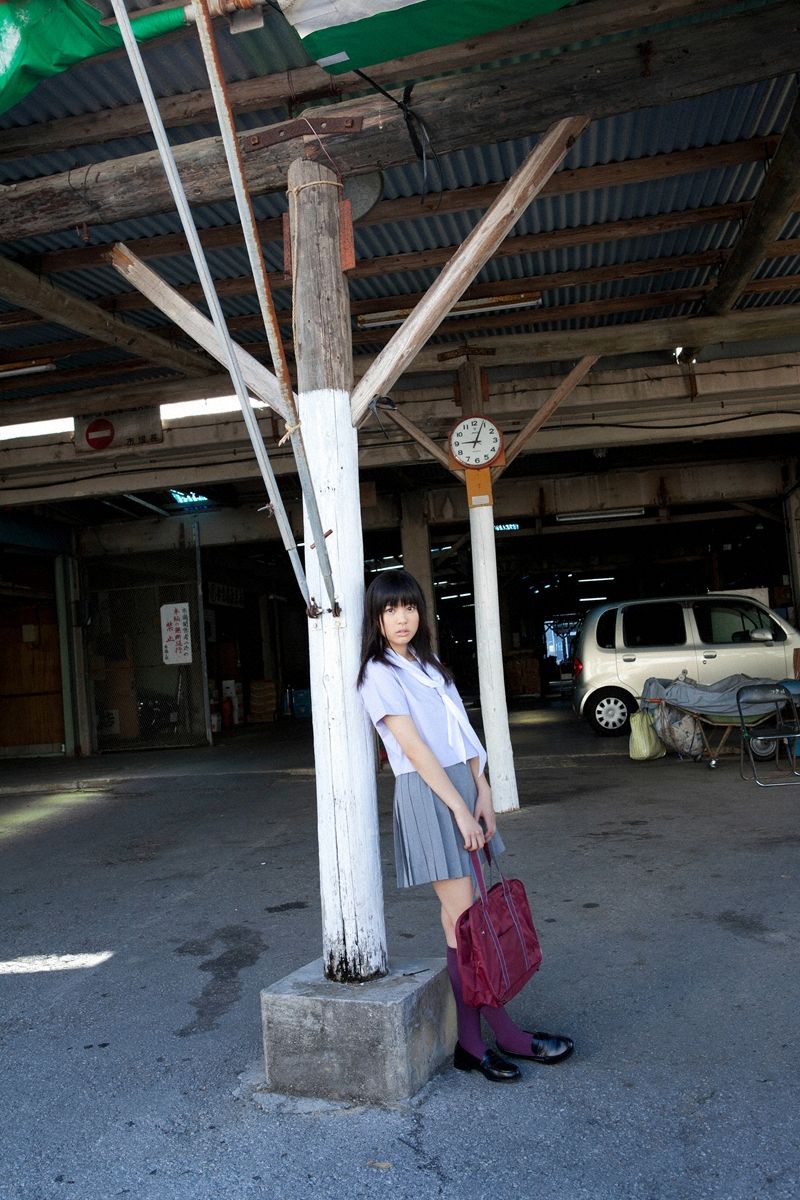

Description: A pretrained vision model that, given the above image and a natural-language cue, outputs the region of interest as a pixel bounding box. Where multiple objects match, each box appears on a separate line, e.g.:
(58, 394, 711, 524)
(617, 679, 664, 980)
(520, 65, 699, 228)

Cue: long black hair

(357, 568, 453, 687)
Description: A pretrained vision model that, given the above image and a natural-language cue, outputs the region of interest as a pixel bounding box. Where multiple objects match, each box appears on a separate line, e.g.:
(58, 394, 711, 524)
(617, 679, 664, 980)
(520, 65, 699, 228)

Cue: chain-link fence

(85, 549, 209, 751)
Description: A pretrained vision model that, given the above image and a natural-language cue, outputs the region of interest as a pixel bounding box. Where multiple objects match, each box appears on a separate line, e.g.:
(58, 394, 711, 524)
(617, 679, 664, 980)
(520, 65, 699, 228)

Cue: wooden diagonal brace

(109, 244, 293, 420)
(493, 356, 599, 480)
(350, 115, 589, 425)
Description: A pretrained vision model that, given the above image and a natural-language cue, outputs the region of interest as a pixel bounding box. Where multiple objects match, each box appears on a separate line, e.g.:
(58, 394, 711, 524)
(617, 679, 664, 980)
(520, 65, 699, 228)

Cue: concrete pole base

(260, 957, 456, 1103)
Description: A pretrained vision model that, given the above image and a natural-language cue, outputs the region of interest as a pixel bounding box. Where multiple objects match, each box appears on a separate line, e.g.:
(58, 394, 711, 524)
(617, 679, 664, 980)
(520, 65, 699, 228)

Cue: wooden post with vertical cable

(287, 157, 387, 983)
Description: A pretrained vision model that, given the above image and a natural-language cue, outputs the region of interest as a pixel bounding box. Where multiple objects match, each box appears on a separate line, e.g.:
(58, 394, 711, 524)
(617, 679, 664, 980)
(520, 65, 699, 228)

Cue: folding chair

(736, 683, 800, 787)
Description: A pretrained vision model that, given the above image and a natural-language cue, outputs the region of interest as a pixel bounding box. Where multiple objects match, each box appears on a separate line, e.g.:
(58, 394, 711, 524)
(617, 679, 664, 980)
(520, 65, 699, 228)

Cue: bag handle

(469, 848, 536, 976)
(469, 844, 505, 900)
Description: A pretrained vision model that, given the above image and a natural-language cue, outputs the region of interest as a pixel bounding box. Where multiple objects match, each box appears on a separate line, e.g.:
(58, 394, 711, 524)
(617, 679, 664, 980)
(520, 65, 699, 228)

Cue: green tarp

(0, 0, 185, 116)
(277, 0, 576, 74)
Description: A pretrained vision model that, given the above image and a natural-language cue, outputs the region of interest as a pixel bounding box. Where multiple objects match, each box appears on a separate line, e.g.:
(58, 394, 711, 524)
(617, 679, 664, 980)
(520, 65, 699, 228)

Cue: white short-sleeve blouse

(359, 651, 487, 777)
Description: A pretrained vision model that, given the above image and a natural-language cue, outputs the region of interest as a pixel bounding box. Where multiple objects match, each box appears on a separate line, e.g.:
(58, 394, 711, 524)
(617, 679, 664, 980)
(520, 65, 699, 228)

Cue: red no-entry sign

(84, 417, 115, 450)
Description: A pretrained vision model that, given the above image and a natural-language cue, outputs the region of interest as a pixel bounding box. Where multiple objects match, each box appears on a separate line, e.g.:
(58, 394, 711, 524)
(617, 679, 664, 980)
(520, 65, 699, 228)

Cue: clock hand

(470, 420, 485, 447)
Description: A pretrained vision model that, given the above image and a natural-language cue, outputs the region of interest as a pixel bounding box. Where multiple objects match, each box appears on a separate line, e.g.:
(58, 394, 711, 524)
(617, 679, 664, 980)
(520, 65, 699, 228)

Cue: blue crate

(292, 688, 312, 717)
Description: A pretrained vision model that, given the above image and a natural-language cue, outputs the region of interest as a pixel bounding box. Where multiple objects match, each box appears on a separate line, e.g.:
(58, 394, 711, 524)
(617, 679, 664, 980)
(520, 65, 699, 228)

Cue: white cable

(108, 0, 313, 609)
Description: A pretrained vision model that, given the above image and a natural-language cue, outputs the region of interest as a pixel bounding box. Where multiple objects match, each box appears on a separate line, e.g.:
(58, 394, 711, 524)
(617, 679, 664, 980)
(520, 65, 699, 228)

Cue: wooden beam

(1, 3, 797, 240)
(0, 373, 238, 425)
(17, 210, 754, 329)
(0, 359, 184, 401)
(0, 0, 731, 163)
(24, 208, 800, 344)
(22, 137, 777, 280)
(2, 278, 780, 382)
(353, 307, 800, 374)
(696, 96, 800, 321)
(0, 253, 214, 377)
(350, 117, 589, 423)
(381, 406, 462, 480)
(494, 356, 600, 479)
(109, 245, 292, 421)
(352, 288, 709, 348)
(7, 270, 794, 386)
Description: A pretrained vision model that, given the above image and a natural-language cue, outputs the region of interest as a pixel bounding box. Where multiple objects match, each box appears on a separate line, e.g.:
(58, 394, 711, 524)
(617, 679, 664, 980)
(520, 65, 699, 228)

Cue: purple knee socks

(445, 947, 485, 1059)
(479, 1003, 533, 1055)
(446, 948, 533, 1056)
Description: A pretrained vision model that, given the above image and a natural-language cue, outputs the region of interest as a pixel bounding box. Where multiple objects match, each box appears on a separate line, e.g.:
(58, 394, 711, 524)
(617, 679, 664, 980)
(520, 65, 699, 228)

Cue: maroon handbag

(455, 847, 542, 1008)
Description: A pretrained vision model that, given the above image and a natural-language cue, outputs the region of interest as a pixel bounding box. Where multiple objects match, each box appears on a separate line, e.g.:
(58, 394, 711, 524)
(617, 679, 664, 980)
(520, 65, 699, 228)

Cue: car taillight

(573, 657, 583, 679)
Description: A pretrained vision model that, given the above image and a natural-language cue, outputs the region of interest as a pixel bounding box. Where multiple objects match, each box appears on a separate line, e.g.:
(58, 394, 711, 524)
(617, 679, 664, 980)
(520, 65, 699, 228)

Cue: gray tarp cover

(640, 674, 787, 718)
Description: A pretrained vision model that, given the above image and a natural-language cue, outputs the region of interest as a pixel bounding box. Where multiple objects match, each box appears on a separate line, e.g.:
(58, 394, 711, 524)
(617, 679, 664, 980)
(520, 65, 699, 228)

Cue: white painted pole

(469, 503, 519, 813)
(289, 157, 388, 981)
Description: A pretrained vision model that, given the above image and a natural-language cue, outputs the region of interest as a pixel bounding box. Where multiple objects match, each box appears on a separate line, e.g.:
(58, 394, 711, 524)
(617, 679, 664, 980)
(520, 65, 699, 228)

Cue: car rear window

(692, 599, 786, 644)
(622, 602, 686, 647)
(595, 608, 617, 649)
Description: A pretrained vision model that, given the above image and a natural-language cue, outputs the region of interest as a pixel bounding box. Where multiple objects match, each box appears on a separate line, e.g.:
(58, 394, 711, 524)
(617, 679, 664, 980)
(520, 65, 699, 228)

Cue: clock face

(449, 417, 503, 467)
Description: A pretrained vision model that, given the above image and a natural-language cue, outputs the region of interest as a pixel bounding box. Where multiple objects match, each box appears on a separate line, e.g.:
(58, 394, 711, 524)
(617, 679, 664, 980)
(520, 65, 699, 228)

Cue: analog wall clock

(449, 416, 503, 467)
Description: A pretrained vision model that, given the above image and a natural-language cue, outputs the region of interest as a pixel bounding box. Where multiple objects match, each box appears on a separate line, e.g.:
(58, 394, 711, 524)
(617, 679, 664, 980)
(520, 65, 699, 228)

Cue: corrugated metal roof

(1, 0, 798, 421)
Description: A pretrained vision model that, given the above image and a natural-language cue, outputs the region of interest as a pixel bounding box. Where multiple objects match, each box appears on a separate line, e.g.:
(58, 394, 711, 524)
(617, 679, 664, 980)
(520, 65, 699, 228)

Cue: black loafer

(453, 1042, 521, 1082)
(497, 1032, 574, 1064)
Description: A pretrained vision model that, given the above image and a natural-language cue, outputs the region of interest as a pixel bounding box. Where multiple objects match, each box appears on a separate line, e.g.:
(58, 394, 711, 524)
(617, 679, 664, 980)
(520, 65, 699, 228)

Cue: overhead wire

(108, 0, 316, 614)
(190, 0, 339, 616)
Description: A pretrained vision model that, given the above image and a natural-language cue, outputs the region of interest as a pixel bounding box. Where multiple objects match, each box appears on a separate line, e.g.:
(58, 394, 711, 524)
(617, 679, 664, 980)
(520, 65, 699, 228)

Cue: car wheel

(586, 687, 635, 736)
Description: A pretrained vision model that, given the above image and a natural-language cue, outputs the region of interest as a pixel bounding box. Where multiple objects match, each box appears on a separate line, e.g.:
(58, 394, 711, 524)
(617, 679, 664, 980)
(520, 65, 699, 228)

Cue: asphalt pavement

(1, 700, 798, 1199)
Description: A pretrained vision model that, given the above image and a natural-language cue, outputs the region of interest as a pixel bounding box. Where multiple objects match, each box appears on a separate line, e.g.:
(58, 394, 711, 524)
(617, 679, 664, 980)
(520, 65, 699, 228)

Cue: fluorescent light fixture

(357, 292, 542, 329)
(495, 522, 520, 532)
(579, 595, 607, 602)
(0, 359, 56, 378)
(578, 576, 615, 582)
(440, 593, 459, 600)
(555, 508, 645, 523)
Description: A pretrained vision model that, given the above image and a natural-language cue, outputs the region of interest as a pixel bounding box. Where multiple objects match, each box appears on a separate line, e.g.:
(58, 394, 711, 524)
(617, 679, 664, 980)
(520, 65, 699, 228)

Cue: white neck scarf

(388, 650, 473, 764)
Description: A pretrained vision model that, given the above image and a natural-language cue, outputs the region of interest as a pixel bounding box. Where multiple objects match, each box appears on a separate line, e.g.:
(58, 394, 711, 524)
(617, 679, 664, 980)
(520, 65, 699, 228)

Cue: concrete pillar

(400, 492, 438, 653)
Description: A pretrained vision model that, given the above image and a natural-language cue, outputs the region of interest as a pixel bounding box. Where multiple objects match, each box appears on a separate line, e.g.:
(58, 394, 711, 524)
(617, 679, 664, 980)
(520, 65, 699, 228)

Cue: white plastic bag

(652, 703, 704, 758)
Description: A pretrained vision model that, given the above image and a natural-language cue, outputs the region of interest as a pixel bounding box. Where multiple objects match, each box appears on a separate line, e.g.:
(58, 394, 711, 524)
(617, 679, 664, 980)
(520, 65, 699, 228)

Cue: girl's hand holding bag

(455, 846, 542, 1008)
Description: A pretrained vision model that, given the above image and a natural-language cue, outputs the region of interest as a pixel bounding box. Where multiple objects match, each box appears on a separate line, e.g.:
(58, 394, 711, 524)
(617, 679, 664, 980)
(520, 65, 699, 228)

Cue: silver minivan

(572, 594, 800, 734)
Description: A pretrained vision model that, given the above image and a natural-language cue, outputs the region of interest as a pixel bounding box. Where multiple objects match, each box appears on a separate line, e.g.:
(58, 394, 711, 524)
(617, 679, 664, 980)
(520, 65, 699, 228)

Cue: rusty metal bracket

(436, 344, 497, 362)
(243, 116, 364, 152)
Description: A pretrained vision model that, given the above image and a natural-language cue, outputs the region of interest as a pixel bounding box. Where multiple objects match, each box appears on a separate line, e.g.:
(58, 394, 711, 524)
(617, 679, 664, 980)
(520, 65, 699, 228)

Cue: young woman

(357, 568, 573, 1083)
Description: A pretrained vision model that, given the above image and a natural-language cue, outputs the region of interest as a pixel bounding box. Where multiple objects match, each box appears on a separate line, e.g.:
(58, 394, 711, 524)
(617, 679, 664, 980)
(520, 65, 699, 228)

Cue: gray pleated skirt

(393, 761, 506, 889)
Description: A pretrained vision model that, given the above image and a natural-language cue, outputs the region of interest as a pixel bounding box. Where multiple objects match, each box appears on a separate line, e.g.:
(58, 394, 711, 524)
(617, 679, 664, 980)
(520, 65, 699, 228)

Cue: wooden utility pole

(287, 157, 387, 982)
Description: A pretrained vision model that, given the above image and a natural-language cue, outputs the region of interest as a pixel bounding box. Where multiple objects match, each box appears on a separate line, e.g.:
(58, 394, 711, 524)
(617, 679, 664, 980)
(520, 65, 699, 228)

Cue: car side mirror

(749, 629, 774, 643)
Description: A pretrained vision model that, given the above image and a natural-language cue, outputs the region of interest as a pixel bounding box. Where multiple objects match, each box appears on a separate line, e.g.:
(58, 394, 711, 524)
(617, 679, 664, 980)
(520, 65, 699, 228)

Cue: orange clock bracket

(465, 466, 494, 508)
